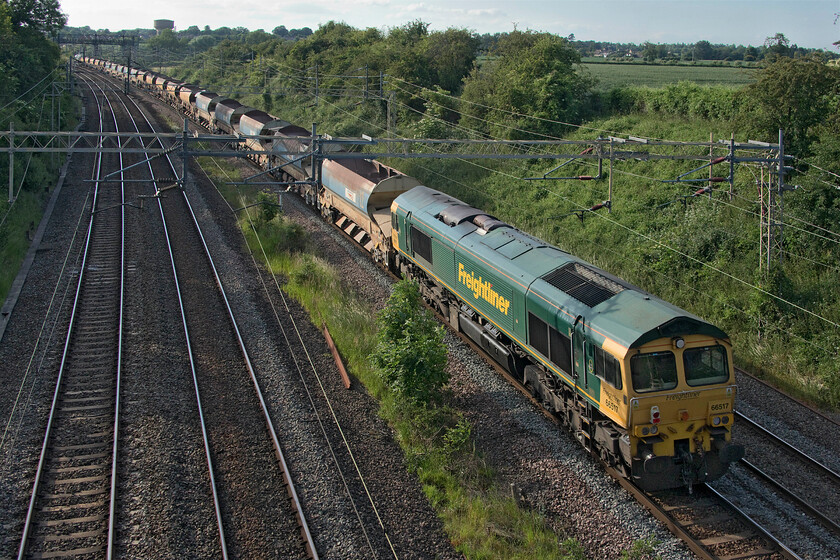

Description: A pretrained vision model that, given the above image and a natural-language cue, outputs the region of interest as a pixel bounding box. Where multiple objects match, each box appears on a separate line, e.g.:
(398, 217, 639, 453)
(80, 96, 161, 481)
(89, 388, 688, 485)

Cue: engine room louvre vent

(542, 262, 625, 307)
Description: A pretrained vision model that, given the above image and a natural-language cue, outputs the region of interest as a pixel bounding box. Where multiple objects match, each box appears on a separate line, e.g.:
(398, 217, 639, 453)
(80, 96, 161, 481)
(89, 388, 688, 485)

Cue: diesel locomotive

(78, 56, 745, 491)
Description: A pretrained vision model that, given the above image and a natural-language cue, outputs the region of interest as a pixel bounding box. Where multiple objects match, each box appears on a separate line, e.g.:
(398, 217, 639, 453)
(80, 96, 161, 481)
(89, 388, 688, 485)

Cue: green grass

(582, 62, 757, 89)
(0, 191, 45, 302)
(0, 95, 80, 304)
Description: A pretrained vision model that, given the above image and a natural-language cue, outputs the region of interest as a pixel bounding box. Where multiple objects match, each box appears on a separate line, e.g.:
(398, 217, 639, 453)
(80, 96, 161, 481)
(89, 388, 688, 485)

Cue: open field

(582, 62, 757, 89)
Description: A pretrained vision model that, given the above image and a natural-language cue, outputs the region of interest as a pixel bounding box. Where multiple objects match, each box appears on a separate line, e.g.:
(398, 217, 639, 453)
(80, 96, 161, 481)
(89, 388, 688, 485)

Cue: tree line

(0, 0, 64, 103)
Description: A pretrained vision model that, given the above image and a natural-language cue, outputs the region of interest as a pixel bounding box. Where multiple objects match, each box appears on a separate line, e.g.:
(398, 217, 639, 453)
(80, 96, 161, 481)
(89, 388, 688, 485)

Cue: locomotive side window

(683, 345, 729, 386)
(631, 351, 677, 393)
(594, 346, 621, 389)
(392, 212, 399, 232)
(410, 225, 433, 264)
(528, 313, 549, 357)
(549, 327, 572, 374)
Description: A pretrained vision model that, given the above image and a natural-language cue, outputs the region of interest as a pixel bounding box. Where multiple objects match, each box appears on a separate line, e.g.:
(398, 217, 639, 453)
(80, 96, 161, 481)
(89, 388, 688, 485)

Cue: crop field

(582, 62, 757, 89)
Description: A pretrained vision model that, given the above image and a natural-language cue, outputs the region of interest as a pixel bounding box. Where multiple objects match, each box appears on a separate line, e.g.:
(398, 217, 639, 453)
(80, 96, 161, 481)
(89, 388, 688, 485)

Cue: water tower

(154, 19, 174, 35)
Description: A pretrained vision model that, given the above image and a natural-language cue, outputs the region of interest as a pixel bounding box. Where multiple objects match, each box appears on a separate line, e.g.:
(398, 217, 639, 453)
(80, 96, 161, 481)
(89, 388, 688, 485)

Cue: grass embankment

(195, 157, 604, 559)
(0, 95, 81, 303)
(0, 193, 47, 299)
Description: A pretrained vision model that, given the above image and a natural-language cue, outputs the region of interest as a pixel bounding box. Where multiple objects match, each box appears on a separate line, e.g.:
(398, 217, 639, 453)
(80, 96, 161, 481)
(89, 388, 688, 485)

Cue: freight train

(77, 56, 745, 491)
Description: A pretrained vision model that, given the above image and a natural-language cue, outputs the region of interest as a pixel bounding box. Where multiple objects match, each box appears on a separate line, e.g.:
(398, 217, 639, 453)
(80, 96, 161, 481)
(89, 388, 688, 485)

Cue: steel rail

(735, 367, 840, 428)
(17, 72, 124, 560)
(735, 410, 840, 483)
(102, 75, 230, 559)
(154, 140, 231, 560)
(704, 483, 804, 560)
(145, 80, 384, 556)
(89, 75, 128, 560)
(176, 139, 320, 560)
(125, 89, 317, 557)
(738, 458, 840, 539)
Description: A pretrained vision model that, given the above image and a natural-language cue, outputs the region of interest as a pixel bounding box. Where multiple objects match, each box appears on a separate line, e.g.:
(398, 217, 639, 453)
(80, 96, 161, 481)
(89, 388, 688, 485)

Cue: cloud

(467, 8, 500, 16)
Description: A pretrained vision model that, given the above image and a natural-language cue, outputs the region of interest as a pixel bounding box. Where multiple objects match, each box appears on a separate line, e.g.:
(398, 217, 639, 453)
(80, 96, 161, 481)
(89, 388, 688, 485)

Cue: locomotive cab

(623, 333, 744, 491)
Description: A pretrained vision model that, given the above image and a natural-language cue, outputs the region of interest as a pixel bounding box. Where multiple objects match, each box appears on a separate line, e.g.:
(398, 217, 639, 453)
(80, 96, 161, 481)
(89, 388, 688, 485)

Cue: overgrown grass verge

(0, 95, 81, 303)
(197, 159, 594, 558)
(0, 191, 46, 300)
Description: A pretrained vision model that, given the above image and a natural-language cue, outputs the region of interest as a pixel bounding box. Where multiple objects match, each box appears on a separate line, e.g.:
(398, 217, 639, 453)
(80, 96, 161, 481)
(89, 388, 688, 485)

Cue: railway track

(734, 411, 840, 538)
(84, 65, 431, 559)
(735, 367, 840, 429)
(17, 74, 125, 559)
(111, 76, 318, 558)
(18, 69, 318, 558)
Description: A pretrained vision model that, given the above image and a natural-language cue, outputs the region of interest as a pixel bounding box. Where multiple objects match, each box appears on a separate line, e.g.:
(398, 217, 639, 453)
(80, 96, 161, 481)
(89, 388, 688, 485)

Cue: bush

(371, 279, 448, 404)
(258, 190, 280, 222)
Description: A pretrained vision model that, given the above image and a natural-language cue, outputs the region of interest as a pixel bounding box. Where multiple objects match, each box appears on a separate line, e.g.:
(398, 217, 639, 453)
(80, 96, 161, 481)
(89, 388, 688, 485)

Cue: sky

(58, 0, 840, 51)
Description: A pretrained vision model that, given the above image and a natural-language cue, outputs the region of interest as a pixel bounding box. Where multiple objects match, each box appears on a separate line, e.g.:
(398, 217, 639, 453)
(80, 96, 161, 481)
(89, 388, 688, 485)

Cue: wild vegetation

(146, 21, 840, 411)
(0, 0, 75, 302)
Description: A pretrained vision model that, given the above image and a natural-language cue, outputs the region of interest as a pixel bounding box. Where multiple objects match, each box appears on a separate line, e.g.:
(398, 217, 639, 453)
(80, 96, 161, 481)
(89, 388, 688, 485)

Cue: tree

(272, 25, 288, 37)
(0, 1, 19, 100)
(642, 41, 657, 63)
(371, 279, 448, 404)
(693, 40, 713, 60)
(0, 0, 60, 103)
(147, 29, 183, 54)
(744, 54, 840, 154)
(764, 32, 790, 58)
(8, 0, 65, 35)
(460, 31, 595, 138)
(420, 28, 479, 93)
(188, 34, 217, 51)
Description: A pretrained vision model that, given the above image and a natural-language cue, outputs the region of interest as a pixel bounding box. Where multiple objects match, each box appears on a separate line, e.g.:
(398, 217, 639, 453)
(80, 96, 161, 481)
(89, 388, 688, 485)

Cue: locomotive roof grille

(542, 262, 625, 307)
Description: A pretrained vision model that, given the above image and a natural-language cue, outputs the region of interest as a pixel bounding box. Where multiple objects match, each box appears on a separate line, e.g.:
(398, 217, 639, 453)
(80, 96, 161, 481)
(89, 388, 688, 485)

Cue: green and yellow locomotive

(391, 186, 744, 491)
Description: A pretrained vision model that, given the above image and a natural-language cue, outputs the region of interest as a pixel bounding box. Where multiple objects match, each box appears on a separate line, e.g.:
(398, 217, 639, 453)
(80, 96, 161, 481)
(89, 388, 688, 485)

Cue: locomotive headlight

(722, 415, 729, 424)
(642, 427, 650, 436)
(672, 337, 685, 349)
(650, 425, 658, 435)
(712, 416, 722, 426)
